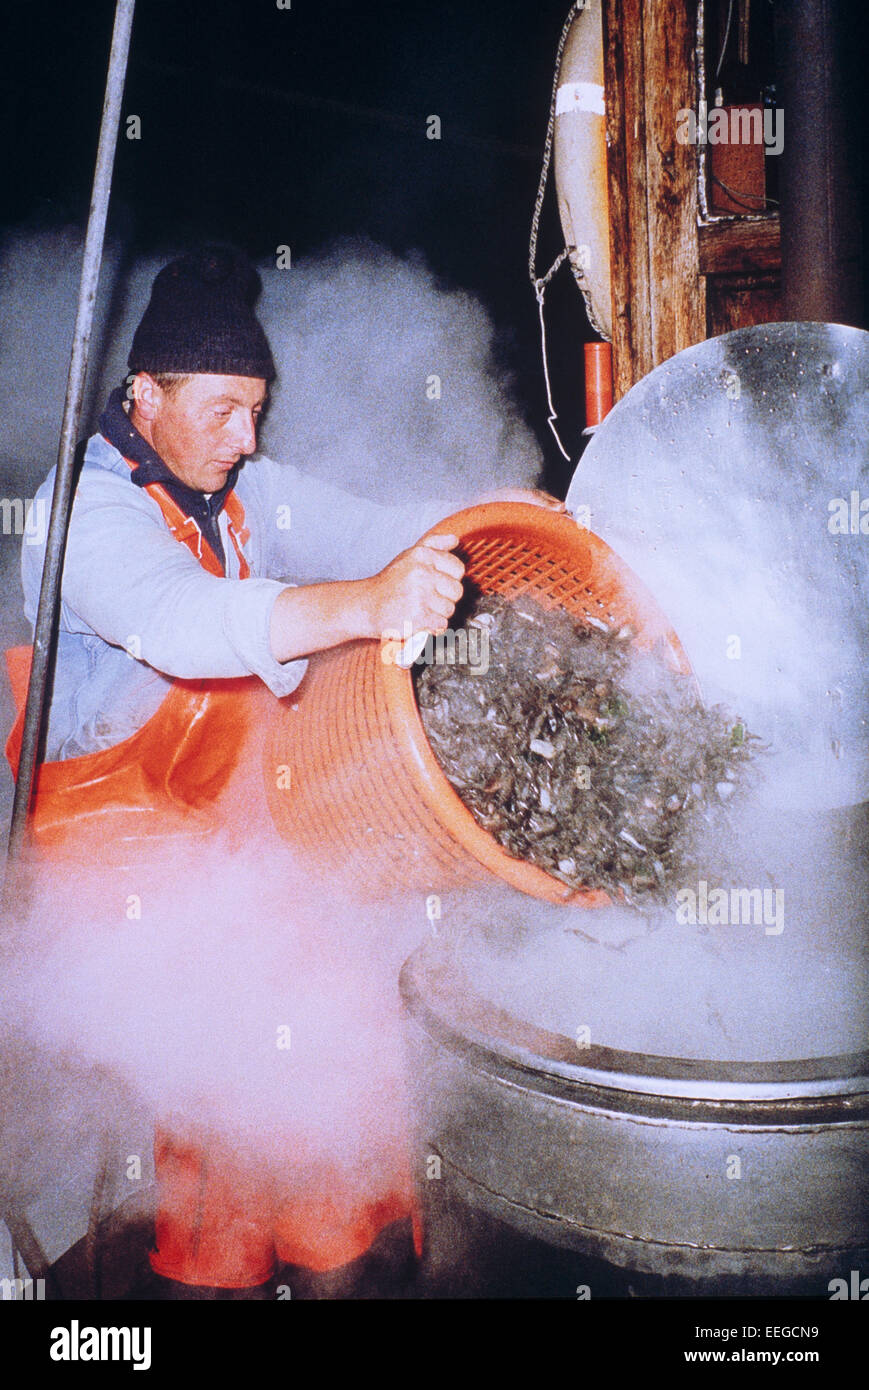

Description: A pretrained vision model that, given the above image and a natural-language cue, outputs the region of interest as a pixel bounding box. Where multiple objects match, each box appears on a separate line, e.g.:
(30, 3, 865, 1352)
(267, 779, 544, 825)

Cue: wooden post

(602, 0, 706, 398)
(602, 0, 653, 398)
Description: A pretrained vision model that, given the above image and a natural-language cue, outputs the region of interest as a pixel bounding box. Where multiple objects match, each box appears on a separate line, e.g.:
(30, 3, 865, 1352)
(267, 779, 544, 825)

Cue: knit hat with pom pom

(128, 244, 276, 380)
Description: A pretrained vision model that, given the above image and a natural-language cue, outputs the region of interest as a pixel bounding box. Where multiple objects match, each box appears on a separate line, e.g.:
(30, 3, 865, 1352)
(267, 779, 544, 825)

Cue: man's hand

(364, 533, 465, 637)
(476, 486, 567, 513)
(268, 533, 465, 663)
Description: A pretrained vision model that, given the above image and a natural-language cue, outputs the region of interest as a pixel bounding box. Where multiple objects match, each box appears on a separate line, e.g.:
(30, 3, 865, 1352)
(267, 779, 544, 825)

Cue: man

(25, 245, 559, 761)
(20, 244, 562, 1295)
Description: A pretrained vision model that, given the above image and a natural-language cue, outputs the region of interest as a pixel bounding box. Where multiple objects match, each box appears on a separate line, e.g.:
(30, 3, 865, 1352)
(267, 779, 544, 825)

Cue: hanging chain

(528, 2, 585, 295)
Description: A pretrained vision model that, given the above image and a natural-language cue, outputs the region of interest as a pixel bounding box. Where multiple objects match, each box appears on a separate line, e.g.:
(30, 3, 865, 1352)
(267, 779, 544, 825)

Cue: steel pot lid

(566, 323, 869, 811)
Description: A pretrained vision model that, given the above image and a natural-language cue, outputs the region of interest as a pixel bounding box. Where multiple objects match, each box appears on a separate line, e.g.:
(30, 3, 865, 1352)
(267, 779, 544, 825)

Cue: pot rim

(400, 947, 869, 1106)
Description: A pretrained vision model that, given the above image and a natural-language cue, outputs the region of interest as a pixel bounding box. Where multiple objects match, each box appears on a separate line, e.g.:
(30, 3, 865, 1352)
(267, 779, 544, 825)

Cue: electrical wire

(711, 171, 778, 211)
(715, 0, 736, 81)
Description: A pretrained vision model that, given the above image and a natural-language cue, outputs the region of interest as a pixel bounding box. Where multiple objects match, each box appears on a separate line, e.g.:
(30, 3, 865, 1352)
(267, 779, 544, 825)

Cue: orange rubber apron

(5, 459, 419, 1287)
(4, 472, 259, 855)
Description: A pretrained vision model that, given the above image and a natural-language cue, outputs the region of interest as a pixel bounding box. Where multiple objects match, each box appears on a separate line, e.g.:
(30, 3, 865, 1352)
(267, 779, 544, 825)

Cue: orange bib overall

(6, 468, 417, 1287)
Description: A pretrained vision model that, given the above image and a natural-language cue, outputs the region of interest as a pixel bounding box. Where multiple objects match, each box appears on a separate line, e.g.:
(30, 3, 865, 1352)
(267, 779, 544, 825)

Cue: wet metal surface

(567, 322, 869, 811)
(401, 940, 869, 1289)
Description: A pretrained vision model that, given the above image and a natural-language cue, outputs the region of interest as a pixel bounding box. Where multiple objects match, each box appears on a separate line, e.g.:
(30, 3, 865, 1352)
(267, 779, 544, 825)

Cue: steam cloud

(0, 227, 542, 1285)
(0, 235, 865, 1293)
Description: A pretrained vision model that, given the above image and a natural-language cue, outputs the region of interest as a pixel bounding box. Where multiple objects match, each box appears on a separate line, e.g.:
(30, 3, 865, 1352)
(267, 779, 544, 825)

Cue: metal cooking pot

(401, 933, 868, 1296)
(399, 324, 869, 1297)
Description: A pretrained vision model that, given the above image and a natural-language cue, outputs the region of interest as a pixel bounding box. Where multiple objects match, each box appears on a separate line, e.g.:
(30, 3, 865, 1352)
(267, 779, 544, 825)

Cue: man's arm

(251, 464, 565, 661)
(41, 458, 561, 686)
(269, 533, 464, 662)
(267, 490, 565, 663)
(30, 463, 465, 680)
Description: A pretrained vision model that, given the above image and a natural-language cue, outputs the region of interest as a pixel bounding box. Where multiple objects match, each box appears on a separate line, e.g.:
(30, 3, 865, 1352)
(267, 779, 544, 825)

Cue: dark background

(0, 0, 606, 496)
(0, 0, 866, 495)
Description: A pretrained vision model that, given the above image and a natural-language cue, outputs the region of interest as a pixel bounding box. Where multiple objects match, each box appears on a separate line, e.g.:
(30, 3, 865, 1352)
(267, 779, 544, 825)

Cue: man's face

(133, 374, 267, 492)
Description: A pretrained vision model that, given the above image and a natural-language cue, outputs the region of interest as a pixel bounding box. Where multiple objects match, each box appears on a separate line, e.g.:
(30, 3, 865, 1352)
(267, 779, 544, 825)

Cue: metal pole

(2, 1209, 60, 1298)
(4, 0, 137, 871)
(775, 0, 864, 325)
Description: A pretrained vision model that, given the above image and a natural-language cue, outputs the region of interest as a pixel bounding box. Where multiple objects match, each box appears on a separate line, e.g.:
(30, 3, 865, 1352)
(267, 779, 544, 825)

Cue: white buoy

(553, 3, 613, 341)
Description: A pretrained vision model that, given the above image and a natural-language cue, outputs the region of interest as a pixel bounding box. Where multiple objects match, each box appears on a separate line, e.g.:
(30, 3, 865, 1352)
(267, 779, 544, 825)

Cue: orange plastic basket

(263, 503, 695, 905)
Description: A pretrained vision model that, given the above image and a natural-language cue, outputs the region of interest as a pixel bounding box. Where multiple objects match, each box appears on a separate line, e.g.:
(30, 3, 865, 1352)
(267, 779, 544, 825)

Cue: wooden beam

(642, 1, 706, 364)
(698, 216, 782, 275)
(602, 1, 707, 396)
(602, 0, 653, 399)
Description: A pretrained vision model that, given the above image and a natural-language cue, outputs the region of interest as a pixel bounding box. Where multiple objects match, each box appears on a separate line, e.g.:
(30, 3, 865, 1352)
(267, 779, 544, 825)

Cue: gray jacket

(22, 430, 447, 759)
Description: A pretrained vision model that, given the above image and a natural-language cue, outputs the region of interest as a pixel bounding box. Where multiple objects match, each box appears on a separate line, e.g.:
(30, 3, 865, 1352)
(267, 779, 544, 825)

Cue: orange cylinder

(584, 341, 613, 427)
(263, 503, 694, 906)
